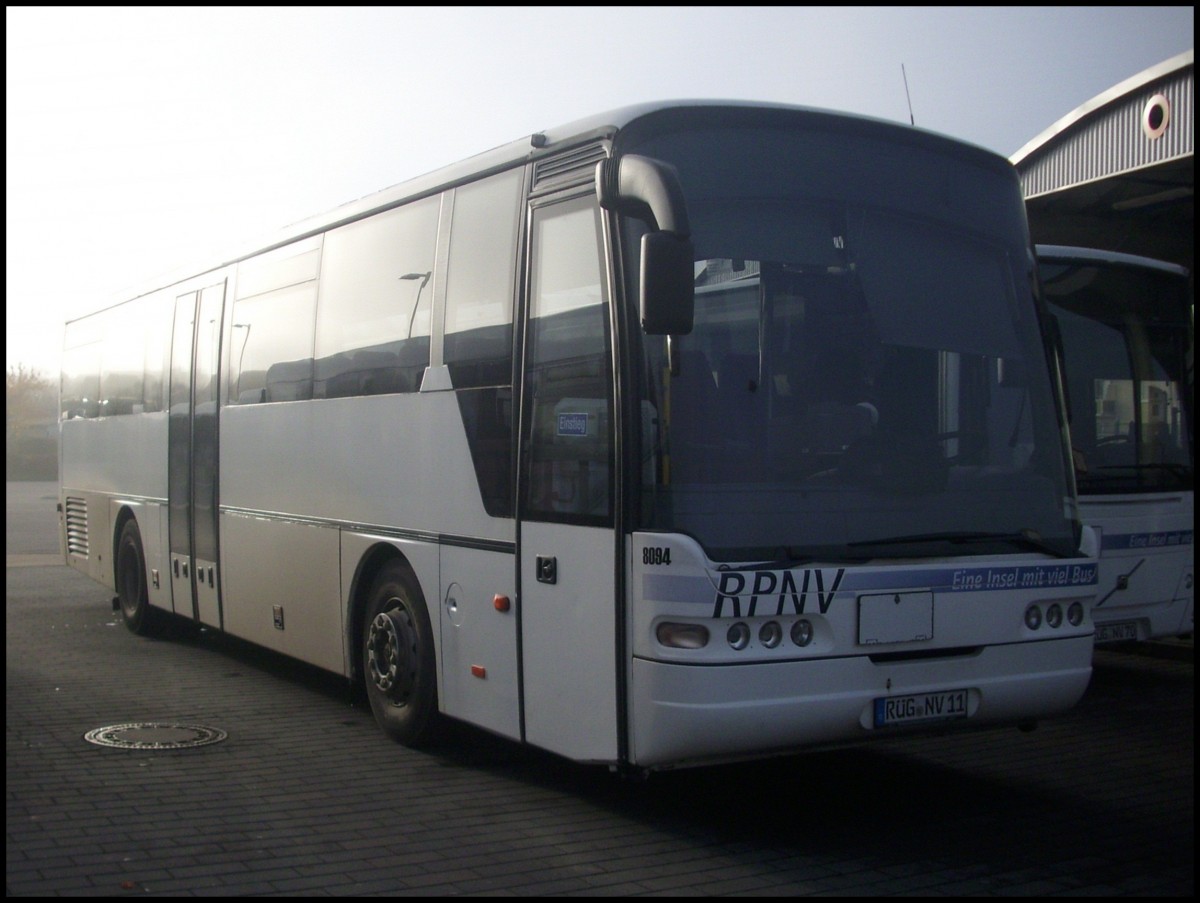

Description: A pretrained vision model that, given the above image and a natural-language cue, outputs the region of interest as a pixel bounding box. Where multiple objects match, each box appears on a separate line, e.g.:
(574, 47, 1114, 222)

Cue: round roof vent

(1142, 93, 1171, 140)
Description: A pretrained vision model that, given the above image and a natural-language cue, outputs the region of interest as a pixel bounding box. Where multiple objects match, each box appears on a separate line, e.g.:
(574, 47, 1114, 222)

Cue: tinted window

(523, 195, 612, 525)
(229, 239, 322, 404)
(444, 169, 522, 388)
(314, 196, 440, 398)
(62, 318, 102, 419)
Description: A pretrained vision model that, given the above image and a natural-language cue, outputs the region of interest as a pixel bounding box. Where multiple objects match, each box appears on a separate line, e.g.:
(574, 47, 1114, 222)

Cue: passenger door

(168, 282, 225, 626)
(517, 192, 619, 762)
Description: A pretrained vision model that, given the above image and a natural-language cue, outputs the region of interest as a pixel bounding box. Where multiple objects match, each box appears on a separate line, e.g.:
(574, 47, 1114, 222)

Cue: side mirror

(641, 231, 694, 335)
(597, 155, 694, 335)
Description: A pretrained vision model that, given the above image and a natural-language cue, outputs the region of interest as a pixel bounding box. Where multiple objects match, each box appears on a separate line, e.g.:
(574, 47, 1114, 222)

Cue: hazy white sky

(6, 6, 1194, 377)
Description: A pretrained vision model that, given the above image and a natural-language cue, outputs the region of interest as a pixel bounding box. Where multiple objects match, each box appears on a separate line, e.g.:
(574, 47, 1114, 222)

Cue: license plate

(874, 689, 969, 728)
(858, 591, 933, 645)
(1095, 621, 1139, 644)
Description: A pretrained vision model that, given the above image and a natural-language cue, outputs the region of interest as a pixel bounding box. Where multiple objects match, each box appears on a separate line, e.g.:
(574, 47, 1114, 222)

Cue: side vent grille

(532, 143, 608, 193)
(64, 496, 89, 557)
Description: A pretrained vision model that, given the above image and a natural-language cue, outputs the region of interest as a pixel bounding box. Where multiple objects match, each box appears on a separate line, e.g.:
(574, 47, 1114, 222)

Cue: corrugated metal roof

(1013, 50, 1192, 198)
(1011, 51, 1194, 273)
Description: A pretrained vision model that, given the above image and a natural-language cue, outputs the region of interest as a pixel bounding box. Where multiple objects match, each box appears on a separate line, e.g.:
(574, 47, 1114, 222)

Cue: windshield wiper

(848, 529, 1072, 558)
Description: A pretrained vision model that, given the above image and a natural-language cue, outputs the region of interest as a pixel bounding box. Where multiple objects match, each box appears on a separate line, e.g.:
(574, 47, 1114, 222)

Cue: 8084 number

(642, 546, 672, 566)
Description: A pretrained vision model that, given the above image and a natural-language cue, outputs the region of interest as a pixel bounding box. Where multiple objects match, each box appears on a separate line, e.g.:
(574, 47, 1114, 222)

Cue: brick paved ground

(6, 559, 1192, 897)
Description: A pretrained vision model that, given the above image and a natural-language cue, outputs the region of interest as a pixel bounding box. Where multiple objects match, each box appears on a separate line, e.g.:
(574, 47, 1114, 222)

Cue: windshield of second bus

(1039, 258, 1193, 496)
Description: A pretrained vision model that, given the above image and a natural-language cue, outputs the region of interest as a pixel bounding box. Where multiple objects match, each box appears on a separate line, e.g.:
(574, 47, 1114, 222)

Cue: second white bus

(1037, 245, 1193, 643)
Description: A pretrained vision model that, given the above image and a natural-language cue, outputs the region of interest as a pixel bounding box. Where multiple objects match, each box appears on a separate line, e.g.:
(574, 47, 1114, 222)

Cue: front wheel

(116, 519, 162, 636)
(361, 561, 442, 747)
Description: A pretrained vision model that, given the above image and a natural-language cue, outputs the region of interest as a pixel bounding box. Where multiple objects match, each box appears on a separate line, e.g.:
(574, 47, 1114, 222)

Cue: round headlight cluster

(1026, 601, 1087, 632)
(657, 619, 818, 651)
(1067, 602, 1085, 626)
(759, 621, 782, 648)
(727, 622, 751, 650)
(725, 618, 815, 650)
(791, 619, 814, 647)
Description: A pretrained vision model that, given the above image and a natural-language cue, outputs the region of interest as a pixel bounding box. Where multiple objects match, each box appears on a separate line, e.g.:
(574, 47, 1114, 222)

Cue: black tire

(361, 560, 442, 747)
(116, 519, 162, 636)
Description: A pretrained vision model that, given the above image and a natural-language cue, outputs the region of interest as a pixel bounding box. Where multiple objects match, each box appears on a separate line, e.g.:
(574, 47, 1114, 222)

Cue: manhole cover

(83, 722, 227, 750)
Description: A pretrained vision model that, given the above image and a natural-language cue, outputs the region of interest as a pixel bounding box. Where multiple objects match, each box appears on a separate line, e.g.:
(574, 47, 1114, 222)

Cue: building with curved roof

(1012, 50, 1193, 273)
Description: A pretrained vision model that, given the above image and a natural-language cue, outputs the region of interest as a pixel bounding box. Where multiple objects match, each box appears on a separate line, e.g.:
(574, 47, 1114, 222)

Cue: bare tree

(7, 364, 58, 480)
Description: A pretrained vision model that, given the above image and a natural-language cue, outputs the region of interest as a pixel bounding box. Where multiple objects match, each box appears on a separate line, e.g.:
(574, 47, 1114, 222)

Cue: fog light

(791, 619, 814, 647)
(1046, 603, 1063, 628)
(1024, 605, 1042, 630)
(1067, 601, 1084, 627)
(656, 622, 710, 649)
(759, 621, 782, 648)
(727, 622, 750, 650)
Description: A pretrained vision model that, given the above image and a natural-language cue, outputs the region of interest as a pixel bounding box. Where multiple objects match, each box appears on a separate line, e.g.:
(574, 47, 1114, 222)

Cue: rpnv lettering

(713, 568, 845, 617)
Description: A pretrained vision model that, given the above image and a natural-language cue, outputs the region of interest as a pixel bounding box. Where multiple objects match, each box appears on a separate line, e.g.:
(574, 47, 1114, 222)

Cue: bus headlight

(1067, 602, 1084, 627)
(655, 622, 709, 649)
(791, 619, 814, 647)
(727, 622, 751, 650)
(1024, 604, 1042, 630)
(1046, 603, 1063, 628)
(759, 621, 782, 649)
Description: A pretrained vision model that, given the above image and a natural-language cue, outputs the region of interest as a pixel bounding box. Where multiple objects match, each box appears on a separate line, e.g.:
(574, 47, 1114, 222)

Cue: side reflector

(471, 665, 486, 679)
(493, 594, 511, 612)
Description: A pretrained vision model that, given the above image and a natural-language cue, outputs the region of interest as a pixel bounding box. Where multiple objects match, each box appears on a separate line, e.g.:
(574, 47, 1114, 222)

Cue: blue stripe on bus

(1100, 530, 1193, 551)
(643, 561, 1098, 605)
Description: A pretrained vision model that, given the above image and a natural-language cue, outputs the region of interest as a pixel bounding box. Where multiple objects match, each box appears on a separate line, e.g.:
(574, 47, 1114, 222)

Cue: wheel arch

(347, 542, 423, 687)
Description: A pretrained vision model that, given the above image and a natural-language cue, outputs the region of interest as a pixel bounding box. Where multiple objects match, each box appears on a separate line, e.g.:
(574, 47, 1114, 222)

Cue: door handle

(536, 555, 557, 585)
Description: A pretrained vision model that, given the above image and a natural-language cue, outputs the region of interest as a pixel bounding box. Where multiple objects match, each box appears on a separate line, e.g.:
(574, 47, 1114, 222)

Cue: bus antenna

(902, 63, 915, 126)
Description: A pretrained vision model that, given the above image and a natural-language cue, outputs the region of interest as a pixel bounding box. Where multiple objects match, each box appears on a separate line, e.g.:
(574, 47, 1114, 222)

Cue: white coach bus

(59, 101, 1099, 774)
(1036, 245, 1193, 643)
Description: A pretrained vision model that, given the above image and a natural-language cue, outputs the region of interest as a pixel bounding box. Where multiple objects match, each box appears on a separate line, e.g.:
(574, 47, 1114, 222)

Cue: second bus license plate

(874, 688, 969, 728)
(1095, 621, 1138, 644)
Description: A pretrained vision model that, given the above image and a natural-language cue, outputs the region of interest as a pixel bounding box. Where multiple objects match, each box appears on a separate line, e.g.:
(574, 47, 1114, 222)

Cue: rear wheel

(116, 519, 162, 636)
(362, 561, 442, 747)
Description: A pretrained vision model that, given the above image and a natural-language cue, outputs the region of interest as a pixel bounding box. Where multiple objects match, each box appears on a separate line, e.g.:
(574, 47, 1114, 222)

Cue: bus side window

(443, 171, 523, 517)
(61, 331, 101, 420)
(229, 239, 322, 405)
(229, 281, 317, 404)
(313, 197, 439, 399)
(444, 169, 522, 389)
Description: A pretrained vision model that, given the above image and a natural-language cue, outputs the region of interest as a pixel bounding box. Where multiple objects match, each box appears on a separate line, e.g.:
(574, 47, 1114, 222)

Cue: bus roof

(1036, 243, 1191, 277)
(79, 100, 1013, 318)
